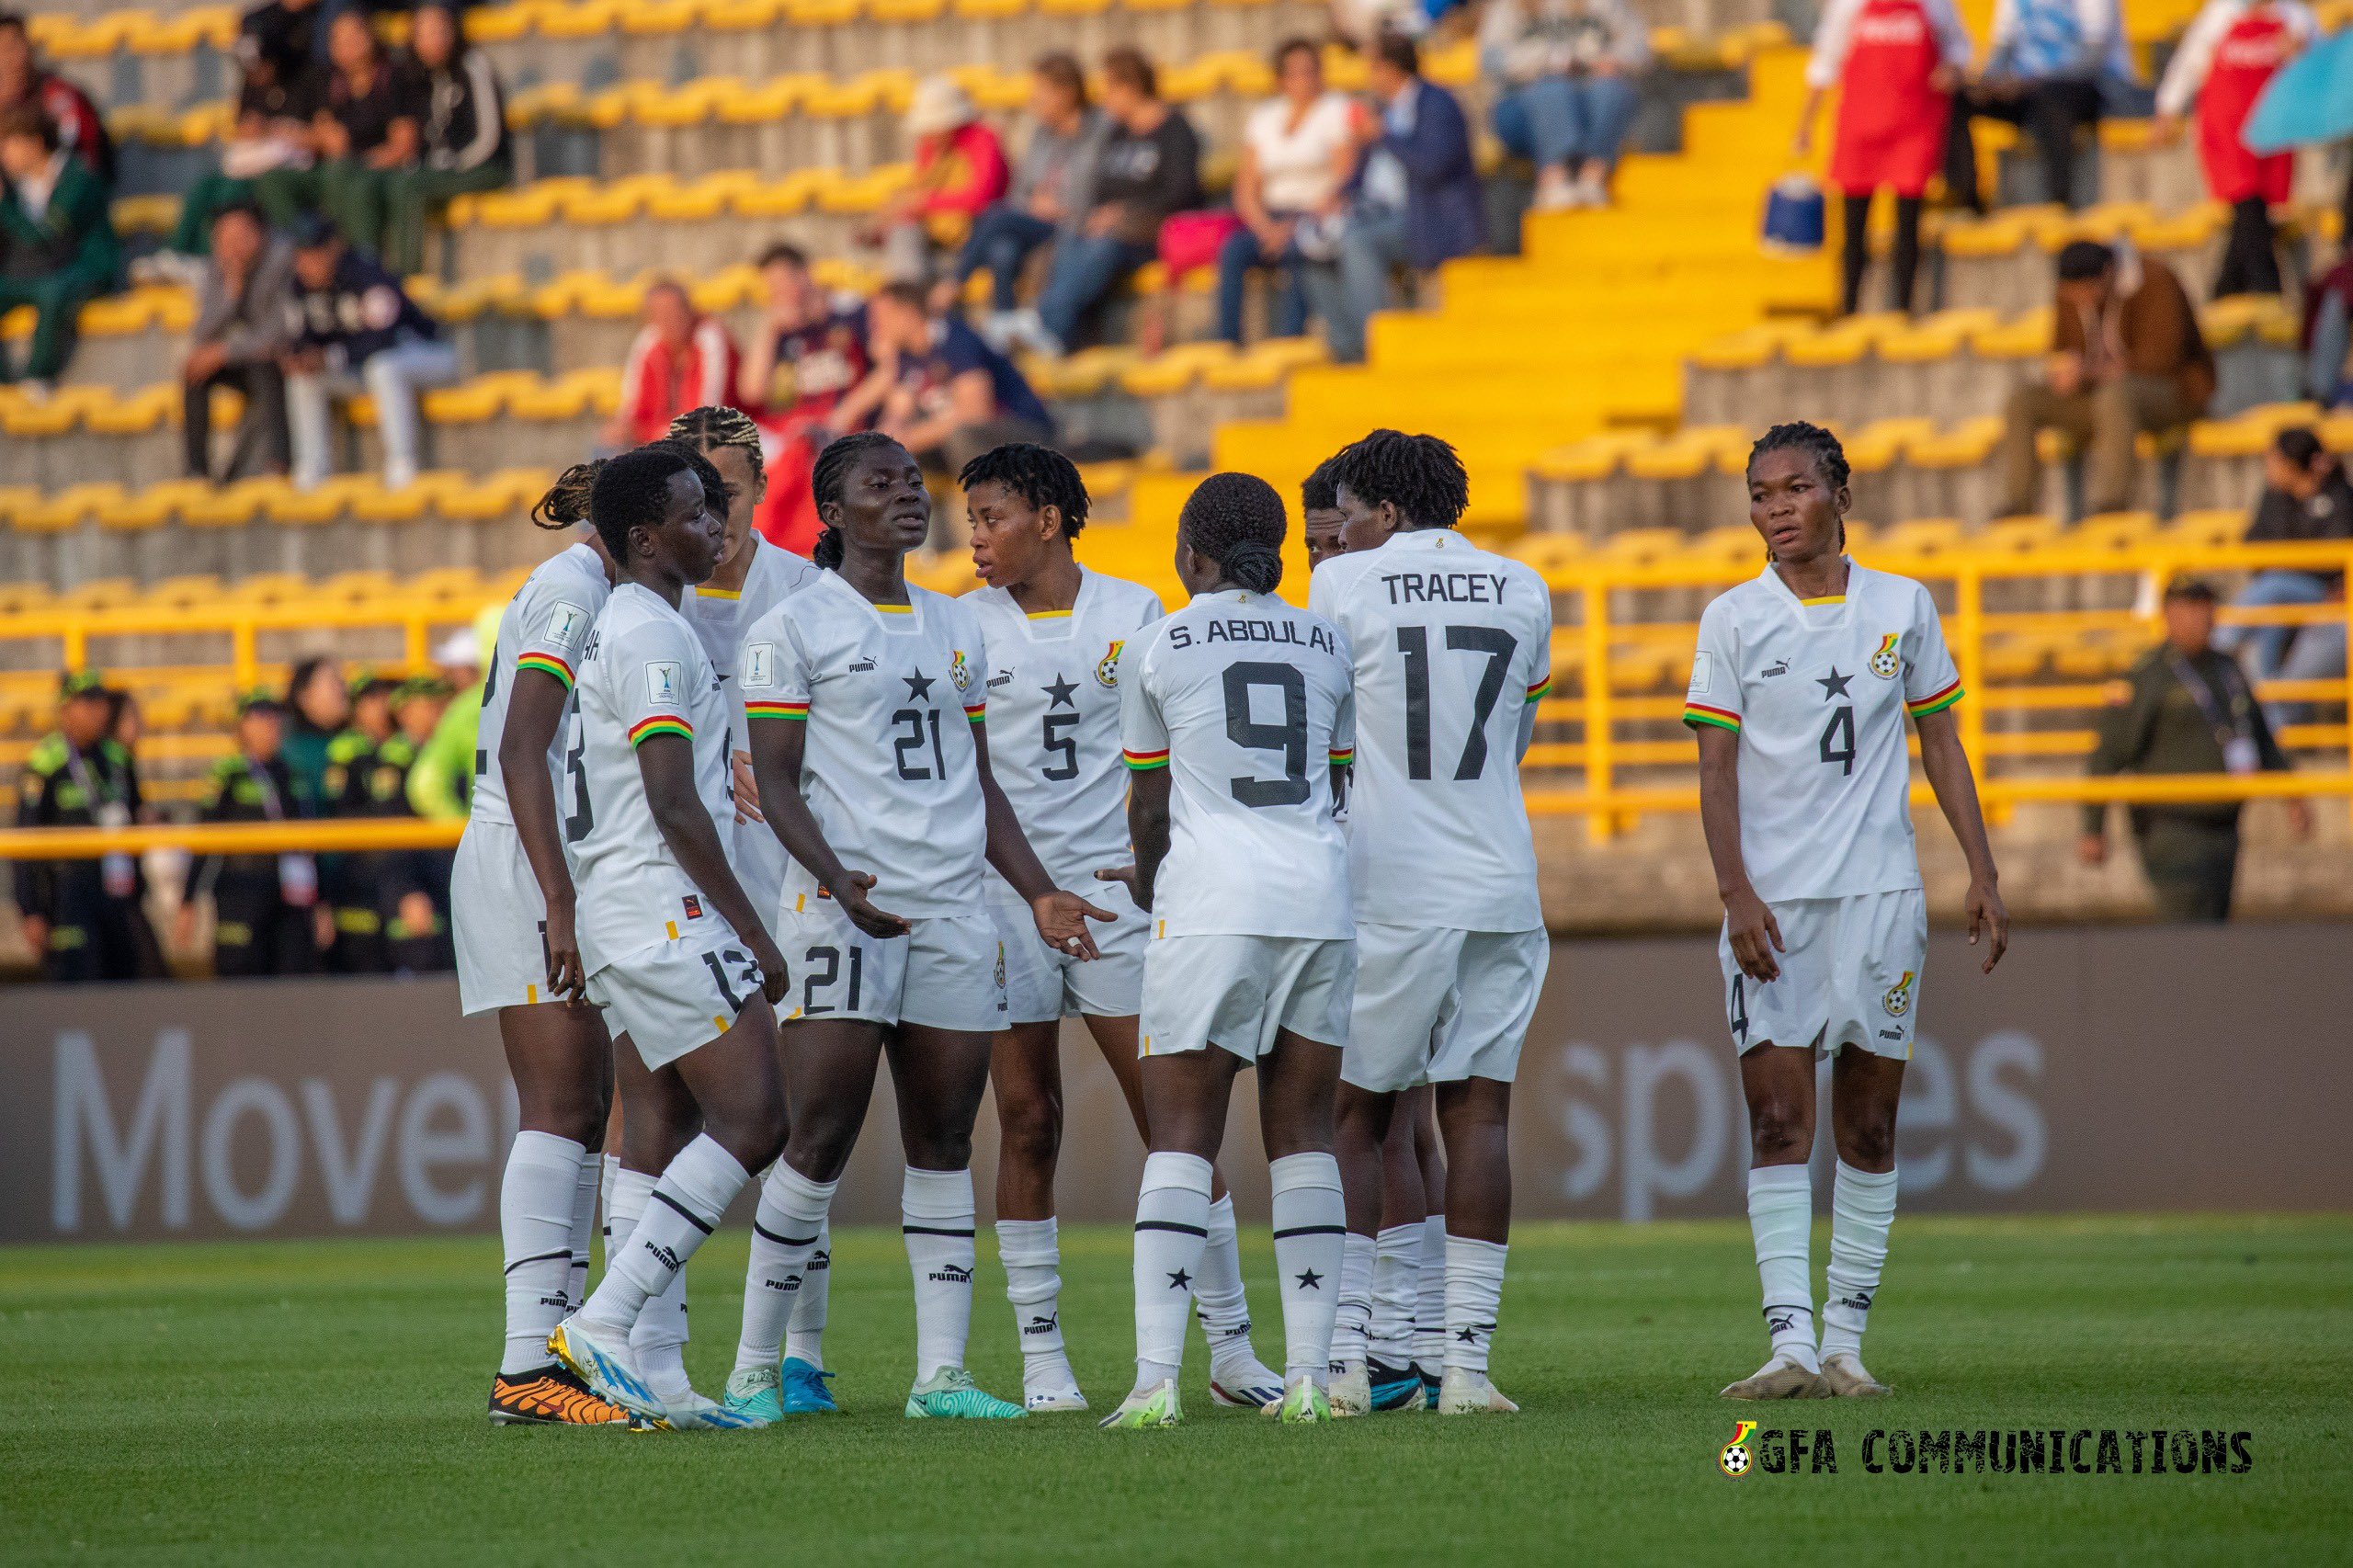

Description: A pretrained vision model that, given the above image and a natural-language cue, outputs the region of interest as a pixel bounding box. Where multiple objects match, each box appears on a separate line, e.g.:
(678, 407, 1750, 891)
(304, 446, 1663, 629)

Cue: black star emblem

(1041, 674, 1079, 710)
(1456, 1327, 1481, 1344)
(1294, 1268, 1323, 1290)
(1815, 667, 1853, 699)
(903, 671, 935, 701)
(1166, 1268, 1192, 1290)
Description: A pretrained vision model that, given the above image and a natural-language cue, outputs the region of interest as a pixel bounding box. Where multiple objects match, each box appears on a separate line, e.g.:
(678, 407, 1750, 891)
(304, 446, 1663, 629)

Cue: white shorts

(451, 818, 551, 1016)
(586, 925, 765, 1072)
(990, 883, 1147, 1026)
(1343, 924, 1550, 1092)
(1139, 932, 1357, 1062)
(773, 893, 1007, 1033)
(1718, 888, 1927, 1061)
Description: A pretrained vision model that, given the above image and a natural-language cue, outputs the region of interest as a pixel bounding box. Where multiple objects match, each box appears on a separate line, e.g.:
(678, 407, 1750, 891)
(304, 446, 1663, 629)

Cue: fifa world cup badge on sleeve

(646, 662, 682, 704)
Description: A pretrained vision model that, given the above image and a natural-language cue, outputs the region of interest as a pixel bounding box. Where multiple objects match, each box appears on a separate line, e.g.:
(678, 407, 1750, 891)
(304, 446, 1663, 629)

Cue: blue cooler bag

(1761, 175, 1825, 255)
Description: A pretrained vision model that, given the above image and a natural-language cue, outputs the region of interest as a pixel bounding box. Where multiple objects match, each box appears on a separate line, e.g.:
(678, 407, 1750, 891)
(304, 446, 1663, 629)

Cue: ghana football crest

(950, 650, 972, 691)
(1881, 971, 1915, 1017)
(1869, 633, 1902, 679)
(1096, 640, 1124, 688)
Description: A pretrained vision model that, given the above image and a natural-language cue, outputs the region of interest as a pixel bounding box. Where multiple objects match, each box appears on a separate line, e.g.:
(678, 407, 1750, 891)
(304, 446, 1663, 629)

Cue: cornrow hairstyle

(1300, 456, 1339, 515)
(957, 442, 1089, 539)
(667, 404, 767, 493)
(1327, 428, 1468, 529)
(646, 437, 734, 521)
(588, 446, 697, 563)
(1746, 420, 1851, 493)
(1178, 472, 1287, 595)
(809, 431, 908, 571)
(531, 458, 606, 528)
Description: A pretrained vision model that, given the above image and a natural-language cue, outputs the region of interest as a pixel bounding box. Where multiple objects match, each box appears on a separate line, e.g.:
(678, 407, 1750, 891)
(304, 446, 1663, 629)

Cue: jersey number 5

(1398, 624, 1518, 781)
(562, 736, 594, 843)
(1222, 662, 1308, 807)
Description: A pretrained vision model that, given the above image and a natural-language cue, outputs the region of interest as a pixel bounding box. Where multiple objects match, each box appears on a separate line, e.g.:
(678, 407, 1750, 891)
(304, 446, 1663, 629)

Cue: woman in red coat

(2156, 0, 2317, 298)
(1795, 0, 1975, 315)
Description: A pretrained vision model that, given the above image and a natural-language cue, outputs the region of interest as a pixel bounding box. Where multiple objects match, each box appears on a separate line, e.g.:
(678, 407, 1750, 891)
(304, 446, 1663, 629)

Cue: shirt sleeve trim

(628, 716, 694, 745)
(1906, 680, 1964, 718)
(1524, 674, 1552, 702)
(745, 700, 809, 722)
(1122, 747, 1170, 771)
(1682, 703, 1742, 733)
(514, 652, 574, 688)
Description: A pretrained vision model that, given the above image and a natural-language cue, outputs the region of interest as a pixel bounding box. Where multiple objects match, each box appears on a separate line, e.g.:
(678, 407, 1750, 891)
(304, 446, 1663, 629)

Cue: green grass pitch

(5, 1213, 2348, 1564)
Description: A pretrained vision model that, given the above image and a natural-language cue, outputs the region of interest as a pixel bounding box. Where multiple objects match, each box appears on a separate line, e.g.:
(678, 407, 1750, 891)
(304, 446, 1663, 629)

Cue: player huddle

(456, 411, 2007, 1432)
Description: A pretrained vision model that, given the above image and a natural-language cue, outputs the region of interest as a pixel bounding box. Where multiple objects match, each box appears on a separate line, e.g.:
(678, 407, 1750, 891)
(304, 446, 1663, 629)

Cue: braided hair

(957, 442, 1089, 539)
(1177, 472, 1286, 595)
(646, 437, 734, 522)
(809, 431, 908, 571)
(1326, 428, 1468, 529)
(587, 447, 696, 563)
(1747, 420, 1850, 557)
(667, 404, 767, 494)
(531, 459, 607, 529)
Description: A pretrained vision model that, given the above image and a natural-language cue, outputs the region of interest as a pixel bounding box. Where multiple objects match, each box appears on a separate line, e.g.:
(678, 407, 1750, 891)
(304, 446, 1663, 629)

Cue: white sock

(597, 1153, 620, 1267)
(1192, 1193, 1258, 1375)
(1132, 1151, 1213, 1390)
(997, 1217, 1073, 1383)
(1747, 1164, 1819, 1372)
(565, 1151, 601, 1311)
(735, 1162, 836, 1376)
(1818, 1162, 1898, 1362)
(607, 1165, 653, 1254)
(1370, 1222, 1421, 1368)
(1268, 1153, 1347, 1388)
(575, 1136, 749, 1340)
(1330, 1233, 1375, 1367)
(499, 1131, 585, 1376)
(786, 1217, 831, 1369)
(902, 1165, 976, 1382)
(1415, 1212, 1447, 1374)
(1443, 1233, 1506, 1375)
(632, 1270, 694, 1404)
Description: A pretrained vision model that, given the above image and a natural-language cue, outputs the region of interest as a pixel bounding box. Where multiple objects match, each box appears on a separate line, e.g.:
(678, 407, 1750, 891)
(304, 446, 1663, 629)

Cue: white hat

(905, 75, 978, 137)
(434, 627, 481, 669)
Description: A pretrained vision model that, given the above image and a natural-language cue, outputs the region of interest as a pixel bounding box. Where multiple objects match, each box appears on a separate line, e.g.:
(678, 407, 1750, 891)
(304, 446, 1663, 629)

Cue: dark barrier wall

(5, 924, 2348, 1244)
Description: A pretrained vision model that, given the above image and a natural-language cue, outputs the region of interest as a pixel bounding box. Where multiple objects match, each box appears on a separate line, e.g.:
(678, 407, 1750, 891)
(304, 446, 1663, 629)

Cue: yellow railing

(3, 598, 493, 692)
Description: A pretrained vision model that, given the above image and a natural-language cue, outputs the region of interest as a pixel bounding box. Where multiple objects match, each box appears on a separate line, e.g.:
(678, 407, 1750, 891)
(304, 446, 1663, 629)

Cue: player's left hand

(731, 750, 764, 825)
(1032, 890, 1114, 961)
(1966, 876, 2009, 973)
(1094, 863, 1145, 912)
(750, 936, 791, 1005)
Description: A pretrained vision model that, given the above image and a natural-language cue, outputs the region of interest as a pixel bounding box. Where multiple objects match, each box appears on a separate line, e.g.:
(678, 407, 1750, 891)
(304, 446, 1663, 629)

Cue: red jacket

(615, 316, 740, 446)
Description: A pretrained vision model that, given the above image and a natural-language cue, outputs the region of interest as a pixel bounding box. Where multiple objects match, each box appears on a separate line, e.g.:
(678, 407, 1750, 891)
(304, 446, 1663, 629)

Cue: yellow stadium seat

(18, 483, 125, 531)
(422, 381, 507, 424)
(182, 477, 281, 528)
(101, 479, 213, 531)
(271, 475, 381, 526)
(1871, 517, 1965, 560)
(2163, 509, 2245, 551)
(226, 573, 314, 604)
(60, 577, 141, 610)
(2073, 511, 2157, 554)
(144, 574, 227, 608)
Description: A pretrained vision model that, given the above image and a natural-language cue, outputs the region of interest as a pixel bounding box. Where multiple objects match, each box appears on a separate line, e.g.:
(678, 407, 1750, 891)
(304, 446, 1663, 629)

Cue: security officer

(12, 669, 165, 982)
(2081, 579, 2312, 921)
(323, 672, 399, 973)
(181, 689, 324, 977)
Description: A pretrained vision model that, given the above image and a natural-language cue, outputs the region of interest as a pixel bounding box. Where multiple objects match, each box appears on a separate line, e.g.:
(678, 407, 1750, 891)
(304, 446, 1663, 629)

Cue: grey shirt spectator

(1007, 105, 1107, 233)
(185, 207, 294, 481)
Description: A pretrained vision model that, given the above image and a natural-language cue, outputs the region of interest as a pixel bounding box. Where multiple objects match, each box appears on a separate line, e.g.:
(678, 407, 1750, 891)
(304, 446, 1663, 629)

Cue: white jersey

(1309, 529, 1552, 932)
(739, 573, 993, 921)
(1682, 562, 1963, 903)
(683, 539, 820, 899)
(964, 569, 1165, 903)
(1118, 587, 1355, 939)
(470, 541, 609, 827)
(567, 582, 738, 971)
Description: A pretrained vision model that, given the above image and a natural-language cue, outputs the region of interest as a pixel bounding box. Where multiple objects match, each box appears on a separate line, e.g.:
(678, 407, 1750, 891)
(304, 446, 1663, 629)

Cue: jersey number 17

(1398, 625, 1517, 781)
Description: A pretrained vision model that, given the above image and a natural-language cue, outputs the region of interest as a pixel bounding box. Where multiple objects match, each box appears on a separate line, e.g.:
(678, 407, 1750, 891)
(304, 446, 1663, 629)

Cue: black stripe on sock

(1760, 1303, 1815, 1317)
(502, 1247, 574, 1275)
(1271, 1224, 1348, 1240)
(650, 1189, 714, 1235)
(901, 1224, 976, 1237)
(753, 1221, 821, 1247)
(1133, 1220, 1209, 1236)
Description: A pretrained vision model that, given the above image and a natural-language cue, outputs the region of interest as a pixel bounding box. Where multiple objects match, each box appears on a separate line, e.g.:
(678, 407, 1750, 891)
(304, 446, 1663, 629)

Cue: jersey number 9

(1222, 662, 1309, 808)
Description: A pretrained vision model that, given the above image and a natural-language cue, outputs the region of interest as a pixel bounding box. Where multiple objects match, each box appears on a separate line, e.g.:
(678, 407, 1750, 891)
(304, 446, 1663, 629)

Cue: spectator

(2306, 253, 2352, 407)
(2154, 0, 2316, 300)
(404, 622, 483, 822)
(239, 0, 325, 75)
(0, 12, 112, 184)
(281, 215, 458, 490)
(155, 28, 322, 264)
(838, 279, 1053, 478)
(604, 278, 740, 449)
(2081, 578, 2308, 921)
(321, 670, 397, 973)
(1217, 39, 1358, 345)
(0, 105, 118, 396)
(384, 2, 509, 278)
(381, 675, 454, 971)
(180, 689, 325, 976)
(2218, 426, 2352, 726)
(936, 52, 1106, 349)
(184, 202, 294, 483)
(1796, 0, 1971, 316)
(739, 242, 870, 553)
(1994, 239, 2213, 518)
(12, 668, 165, 983)
(1966, 0, 2127, 209)
(255, 10, 422, 260)
(279, 653, 348, 807)
(1029, 47, 1200, 357)
(862, 74, 1007, 285)
(1331, 32, 1483, 365)
(1480, 0, 1650, 210)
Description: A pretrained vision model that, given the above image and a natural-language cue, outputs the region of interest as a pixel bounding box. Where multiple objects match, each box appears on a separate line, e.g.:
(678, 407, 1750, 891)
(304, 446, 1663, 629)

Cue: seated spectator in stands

(838, 280, 1053, 478)
(2154, 0, 2315, 300)
(240, 0, 325, 75)
(1331, 32, 1483, 364)
(2081, 578, 2307, 922)
(740, 243, 869, 553)
(181, 690, 327, 976)
(936, 52, 1105, 348)
(1995, 240, 2213, 517)
(2218, 426, 2352, 726)
(256, 11, 422, 260)
(2308, 254, 2352, 408)
(0, 106, 118, 396)
(1480, 0, 1649, 210)
(1965, 0, 2127, 209)
(1028, 47, 1200, 356)
(281, 215, 458, 490)
(1217, 39, 1358, 346)
(184, 202, 293, 483)
(157, 28, 322, 265)
(385, 3, 508, 278)
(604, 278, 740, 449)
(0, 12, 111, 184)
(861, 76, 1008, 286)
(1798, 0, 1969, 317)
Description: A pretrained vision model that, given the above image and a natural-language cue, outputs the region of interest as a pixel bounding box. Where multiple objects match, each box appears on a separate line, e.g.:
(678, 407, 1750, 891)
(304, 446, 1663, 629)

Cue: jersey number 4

(1398, 625, 1517, 781)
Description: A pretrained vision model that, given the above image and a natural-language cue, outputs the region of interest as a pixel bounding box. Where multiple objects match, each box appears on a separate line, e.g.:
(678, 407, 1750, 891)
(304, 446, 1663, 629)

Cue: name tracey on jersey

(1379, 571, 1514, 606)
(1170, 619, 1337, 652)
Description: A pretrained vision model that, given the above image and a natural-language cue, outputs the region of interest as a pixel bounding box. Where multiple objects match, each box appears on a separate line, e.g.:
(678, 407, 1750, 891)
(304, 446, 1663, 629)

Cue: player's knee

(783, 1117, 859, 1184)
(527, 1085, 606, 1149)
(1838, 1116, 1896, 1172)
(904, 1126, 973, 1171)
(1748, 1101, 1812, 1164)
(996, 1094, 1062, 1172)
